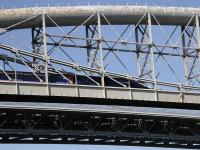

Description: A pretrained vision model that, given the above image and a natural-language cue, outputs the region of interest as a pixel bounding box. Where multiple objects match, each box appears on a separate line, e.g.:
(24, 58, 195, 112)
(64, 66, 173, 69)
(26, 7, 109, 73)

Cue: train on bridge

(0, 71, 148, 89)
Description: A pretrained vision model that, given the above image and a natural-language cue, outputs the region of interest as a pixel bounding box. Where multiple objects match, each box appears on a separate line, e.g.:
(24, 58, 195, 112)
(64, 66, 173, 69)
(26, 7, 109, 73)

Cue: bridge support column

(147, 12, 158, 101)
(180, 14, 200, 91)
(42, 14, 49, 95)
(31, 15, 49, 94)
(195, 14, 200, 84)
(85, 25, 91, 66)
(181, 26, 189, 89)
(85, 25, 98, 69)
(97, 12, 105, 87)
(32, 26, 43, 64)
(135, 25, 142, 78)
(134, 13, 157, 91)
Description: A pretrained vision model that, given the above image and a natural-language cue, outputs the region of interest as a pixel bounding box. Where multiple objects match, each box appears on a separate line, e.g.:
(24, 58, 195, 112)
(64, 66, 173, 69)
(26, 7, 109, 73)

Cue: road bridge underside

(0, 94, 199, 149)
(0, 107, 200, 149)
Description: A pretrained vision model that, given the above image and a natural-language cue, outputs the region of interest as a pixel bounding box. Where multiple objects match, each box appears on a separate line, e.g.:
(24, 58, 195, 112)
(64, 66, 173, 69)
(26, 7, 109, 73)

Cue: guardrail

(0, 80, 199, 104)
(0, 2, 200, 10)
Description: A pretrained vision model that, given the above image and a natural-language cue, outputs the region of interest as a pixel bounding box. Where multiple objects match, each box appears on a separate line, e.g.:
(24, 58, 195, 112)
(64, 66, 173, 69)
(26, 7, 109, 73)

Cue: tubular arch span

(0, 6, 200, 29)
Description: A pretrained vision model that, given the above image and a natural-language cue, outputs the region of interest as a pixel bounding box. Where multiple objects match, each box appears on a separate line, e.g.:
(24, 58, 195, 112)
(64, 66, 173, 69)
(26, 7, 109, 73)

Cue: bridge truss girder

(0, 108, 200, 149)
(0, 11, 199, 92)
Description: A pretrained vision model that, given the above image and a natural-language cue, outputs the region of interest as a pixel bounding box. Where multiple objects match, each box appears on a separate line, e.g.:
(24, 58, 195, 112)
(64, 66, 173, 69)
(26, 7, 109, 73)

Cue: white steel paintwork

(1, 6, 200, 29)
(0, 81, 199, 104)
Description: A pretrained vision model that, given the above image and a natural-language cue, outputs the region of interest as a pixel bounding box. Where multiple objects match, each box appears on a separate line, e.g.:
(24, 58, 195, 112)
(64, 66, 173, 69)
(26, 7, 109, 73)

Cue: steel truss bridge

(0, 5, 200, 149)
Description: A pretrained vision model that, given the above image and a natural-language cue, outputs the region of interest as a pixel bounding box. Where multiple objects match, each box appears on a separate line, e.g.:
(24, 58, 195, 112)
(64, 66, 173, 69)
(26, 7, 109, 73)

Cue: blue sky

(0, 144, 183, 150)
(0, 0, 196, 150)
(0, 0, 199, 8)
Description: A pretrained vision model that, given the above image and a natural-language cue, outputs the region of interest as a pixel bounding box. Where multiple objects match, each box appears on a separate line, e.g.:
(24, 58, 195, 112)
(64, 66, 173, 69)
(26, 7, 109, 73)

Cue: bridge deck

(0, 81, 199, 104)
(0, 101, 200, 119)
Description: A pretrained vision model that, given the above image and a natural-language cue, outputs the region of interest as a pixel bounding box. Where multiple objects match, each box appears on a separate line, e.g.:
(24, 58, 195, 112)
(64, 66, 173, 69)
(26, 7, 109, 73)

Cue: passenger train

(0, 71, 148, 89)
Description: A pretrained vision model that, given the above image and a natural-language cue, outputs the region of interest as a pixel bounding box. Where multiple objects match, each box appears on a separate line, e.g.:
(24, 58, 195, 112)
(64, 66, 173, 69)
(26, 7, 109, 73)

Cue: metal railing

(0, 2, 200, 10)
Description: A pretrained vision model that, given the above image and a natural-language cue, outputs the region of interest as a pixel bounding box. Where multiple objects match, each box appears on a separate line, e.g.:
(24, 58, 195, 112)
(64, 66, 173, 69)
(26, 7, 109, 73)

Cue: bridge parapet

(0, 81, 199, 104)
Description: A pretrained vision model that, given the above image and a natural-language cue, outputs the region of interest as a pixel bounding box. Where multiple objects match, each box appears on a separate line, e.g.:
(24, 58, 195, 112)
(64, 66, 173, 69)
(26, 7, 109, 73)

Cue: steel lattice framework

(0, 5, 200, 149)
(0, 108, 200, 149)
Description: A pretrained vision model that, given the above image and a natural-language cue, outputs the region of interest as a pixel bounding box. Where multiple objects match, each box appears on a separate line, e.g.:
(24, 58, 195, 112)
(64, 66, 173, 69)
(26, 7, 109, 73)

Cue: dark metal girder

(0, 108, 199, 149)
(1, 94, 200, 110)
